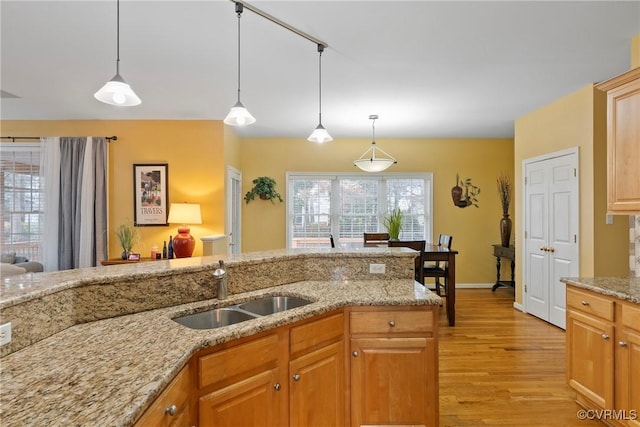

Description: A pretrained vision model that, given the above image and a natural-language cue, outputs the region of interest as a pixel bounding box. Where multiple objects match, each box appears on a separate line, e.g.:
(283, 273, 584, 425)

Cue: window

(0, 143, 43, 261)
(287, 173, 432, 248)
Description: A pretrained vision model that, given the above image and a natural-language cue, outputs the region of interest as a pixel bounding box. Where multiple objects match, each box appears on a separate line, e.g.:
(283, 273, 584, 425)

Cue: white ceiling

(1, 1, 639, 139)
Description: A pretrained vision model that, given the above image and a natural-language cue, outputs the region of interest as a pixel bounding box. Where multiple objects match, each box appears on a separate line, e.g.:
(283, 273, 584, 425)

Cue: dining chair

(388, 240, 426, 284)
(363, 232, 390, 246)
(423, 234, 453, 296)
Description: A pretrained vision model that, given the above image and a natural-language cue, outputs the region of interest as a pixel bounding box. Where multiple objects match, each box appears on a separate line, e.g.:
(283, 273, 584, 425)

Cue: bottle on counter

(162, 241, 167, 259)
(168, 235, 174, 259)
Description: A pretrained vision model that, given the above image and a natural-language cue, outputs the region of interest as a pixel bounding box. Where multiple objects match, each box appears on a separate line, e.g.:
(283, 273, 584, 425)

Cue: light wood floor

(438, 288, 603, 427)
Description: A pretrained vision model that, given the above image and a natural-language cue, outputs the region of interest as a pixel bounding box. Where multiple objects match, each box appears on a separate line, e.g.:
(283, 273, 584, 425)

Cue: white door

(524, 149, 579, 329)
(226, 166, 242, 255)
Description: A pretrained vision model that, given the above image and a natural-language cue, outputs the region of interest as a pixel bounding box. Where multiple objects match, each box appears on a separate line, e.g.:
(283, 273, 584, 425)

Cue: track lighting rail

(1, 136, 118, 142)
(231, 0, 328, 48)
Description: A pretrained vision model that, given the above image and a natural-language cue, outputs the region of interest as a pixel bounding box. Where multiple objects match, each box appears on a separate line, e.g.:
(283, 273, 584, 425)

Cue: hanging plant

(451, 173, 480, 208)
(244, 176, 284, 204)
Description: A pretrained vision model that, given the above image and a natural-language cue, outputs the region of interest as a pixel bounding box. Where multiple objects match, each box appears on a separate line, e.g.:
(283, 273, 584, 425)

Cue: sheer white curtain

(40, 137, 107, 271)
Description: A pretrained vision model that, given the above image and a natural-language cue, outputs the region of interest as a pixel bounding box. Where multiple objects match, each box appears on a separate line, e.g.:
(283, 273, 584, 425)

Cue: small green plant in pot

(244, 176, 284, 204)
(115, 221, 140, 259)
(383, 208, 403, 240)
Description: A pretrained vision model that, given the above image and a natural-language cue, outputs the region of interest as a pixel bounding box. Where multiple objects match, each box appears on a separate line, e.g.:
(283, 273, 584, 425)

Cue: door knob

(388, 320, 396, 327)
(619, 341, 628, 348)
(601, 334, 610, 340)
(274, 383, 281, 391)
(352, 351, 359, 357)
(293, 374, 300, 381)
(164, 405, 177, 416)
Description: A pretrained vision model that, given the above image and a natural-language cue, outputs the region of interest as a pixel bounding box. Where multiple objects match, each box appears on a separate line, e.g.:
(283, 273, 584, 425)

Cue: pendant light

(308, 44, 332, 143)
(353, 115, 397, 172)
(224, 2, 256, 126)
(94, 0, 141, 106)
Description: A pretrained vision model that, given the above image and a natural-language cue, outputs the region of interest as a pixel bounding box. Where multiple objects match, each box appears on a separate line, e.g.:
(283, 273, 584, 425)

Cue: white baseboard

(513, 302, 525, 312)
(454, 282, 494, 289)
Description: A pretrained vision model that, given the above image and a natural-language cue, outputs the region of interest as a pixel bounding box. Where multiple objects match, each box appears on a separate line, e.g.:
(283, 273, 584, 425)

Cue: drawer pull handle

(581, 300, 589, 306)
(619, 341, 628, 348)
(352, 351, 359, 358)
(164, 405, 177, 416)
(389, 320, 396, 327)
(601, 334, 610, 340)
(293, 374, 300, 381)
(274, 383, 281, 391)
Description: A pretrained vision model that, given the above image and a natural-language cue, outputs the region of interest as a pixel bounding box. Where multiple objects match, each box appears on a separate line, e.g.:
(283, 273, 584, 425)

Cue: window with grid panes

(0, 143, 43, 261)
(287, 173, 432, 248)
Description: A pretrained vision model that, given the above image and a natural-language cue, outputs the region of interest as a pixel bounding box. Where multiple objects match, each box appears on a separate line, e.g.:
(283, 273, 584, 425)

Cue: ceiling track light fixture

(353, 115, 397, 173)
(94, 0, 141, 106)
(224, 2, 256, 127)
(308, 44, 332, 143)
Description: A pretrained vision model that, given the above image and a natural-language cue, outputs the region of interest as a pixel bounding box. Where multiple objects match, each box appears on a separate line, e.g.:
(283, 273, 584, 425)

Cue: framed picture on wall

(133, 163, 169, 226)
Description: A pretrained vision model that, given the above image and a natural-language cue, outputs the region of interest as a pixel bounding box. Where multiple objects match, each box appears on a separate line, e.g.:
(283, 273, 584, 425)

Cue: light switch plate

(0, 322, 11, 346)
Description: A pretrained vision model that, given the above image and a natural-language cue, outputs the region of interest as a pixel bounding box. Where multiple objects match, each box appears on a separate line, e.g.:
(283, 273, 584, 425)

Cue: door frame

(522, 147, 580, 327)
(226, 166, 242, 255)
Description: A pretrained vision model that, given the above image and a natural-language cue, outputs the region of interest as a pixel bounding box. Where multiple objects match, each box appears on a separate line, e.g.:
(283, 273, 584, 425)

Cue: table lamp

(167, 203, 202, 258)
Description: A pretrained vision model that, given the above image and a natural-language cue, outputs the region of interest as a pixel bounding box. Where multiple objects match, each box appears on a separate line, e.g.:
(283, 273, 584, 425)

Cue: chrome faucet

(213, 260, 227, 300)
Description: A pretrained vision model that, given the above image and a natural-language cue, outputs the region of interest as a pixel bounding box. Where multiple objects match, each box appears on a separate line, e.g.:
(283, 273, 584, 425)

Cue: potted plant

(115, 221, 140, 259)
(383, 208, 403, 240)
(244, 176, 284, 204)
(497, 172, 512, 247)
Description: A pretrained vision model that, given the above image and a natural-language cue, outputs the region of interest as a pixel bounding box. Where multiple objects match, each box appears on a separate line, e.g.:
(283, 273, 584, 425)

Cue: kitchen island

(561, 276, 640, 427)
(0, 247, 441, 426)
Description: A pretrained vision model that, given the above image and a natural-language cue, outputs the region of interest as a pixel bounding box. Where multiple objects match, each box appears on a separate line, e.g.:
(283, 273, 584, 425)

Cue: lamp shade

(224, 101, 256, 126)
(167, 203, 202, 258)
(94, 73, 141, 106)
(308, 124, 333, 143)
(354, 156, 396, 173)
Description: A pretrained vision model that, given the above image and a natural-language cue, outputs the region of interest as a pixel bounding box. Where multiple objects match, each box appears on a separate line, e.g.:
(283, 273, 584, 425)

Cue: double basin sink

(173, 296, 313, 330)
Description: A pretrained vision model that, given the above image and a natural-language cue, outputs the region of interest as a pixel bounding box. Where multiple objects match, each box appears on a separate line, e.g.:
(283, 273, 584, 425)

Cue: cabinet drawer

(350, 309, 434, 335)
(199, 334, 278, 389)
(567, 287, 614, 321)
(290, 312, 343, 356)
(135, 364, 191, 427)
(621, 303, 640, 331)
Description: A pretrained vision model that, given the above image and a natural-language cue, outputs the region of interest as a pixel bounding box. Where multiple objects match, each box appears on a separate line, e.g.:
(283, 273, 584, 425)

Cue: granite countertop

(561, 276, 640, 304)
(0, 248, 439, 426)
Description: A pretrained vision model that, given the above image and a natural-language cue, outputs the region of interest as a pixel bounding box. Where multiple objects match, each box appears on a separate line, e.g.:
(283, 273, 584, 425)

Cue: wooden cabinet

(197, 333, 284, 426)
(567, 285, 640, 426)
(135, 364, 192, 427)
(618, 303, 640, 427)
(596, 67, 640, 214)
(289, 313, 345, 426)
(348, 307, 439, 427)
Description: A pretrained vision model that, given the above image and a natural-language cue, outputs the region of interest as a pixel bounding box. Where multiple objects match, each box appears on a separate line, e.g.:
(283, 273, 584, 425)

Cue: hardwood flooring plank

(438, 289, 603, 426)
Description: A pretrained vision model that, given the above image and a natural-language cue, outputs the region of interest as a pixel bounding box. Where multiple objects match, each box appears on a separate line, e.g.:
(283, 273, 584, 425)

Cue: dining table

(353, 240, 458, 326)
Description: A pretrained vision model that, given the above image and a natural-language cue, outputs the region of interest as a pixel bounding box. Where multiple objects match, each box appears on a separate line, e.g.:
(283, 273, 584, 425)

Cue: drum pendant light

(224, 2, 256, 126)
(353, 115, 397, 172)
(94, 0, 141, 106)
(308, 44, 332, 143)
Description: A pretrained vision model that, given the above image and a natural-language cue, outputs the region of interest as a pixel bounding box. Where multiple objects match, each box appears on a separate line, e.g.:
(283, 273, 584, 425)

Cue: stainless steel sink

(173, 307, 258, 330)
(238, 296, 313, 316)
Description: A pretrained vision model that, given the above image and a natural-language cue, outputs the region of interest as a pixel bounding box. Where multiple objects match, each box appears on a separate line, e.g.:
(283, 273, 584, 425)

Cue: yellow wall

(239, 136, 514, 285)
(514, 85, 628, 303)
(1, 120, 226, 258)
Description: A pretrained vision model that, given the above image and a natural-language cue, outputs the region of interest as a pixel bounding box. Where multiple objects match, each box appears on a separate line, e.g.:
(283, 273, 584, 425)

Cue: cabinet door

(618, 329, 640, 427)
(289, 340, 345, 426)
(350, 337, 437, 427)
(566, 310, 615, 409)
(199, 367, 282, 427)
(135, 365, 192, 427)
(607, 76, 640, 214)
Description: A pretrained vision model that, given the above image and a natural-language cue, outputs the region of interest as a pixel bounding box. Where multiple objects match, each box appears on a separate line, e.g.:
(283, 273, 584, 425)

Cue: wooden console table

(492, 244, 515, 291)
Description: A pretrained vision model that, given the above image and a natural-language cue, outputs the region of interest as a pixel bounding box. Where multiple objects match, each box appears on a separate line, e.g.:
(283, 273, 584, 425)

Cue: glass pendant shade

(308, 123, 332, 143)
(354, 115, 396, 172)
(94, 73, 141, 106)
(353, 143, 397, 172)
(224, 100, 256, 126)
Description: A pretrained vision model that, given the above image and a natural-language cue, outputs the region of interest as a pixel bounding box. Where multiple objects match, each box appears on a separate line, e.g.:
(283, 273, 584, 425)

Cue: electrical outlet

(0, 322, 11, 346)
(369, 263, 386, 274)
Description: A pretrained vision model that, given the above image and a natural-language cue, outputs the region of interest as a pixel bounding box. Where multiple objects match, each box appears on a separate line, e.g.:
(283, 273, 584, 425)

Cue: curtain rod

(232, 0, 328, 49)
(1, 136, 118, 142)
